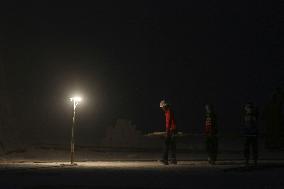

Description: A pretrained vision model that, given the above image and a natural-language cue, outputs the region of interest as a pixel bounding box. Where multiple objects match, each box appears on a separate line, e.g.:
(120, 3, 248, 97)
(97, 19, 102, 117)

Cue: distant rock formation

(101, 119, 143, 147)
(101, 119, 160, 148)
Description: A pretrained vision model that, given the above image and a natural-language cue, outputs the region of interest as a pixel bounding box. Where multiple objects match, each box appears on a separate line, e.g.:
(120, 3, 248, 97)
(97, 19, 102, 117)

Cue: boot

(170, 159, 177, 165)
(208, 157, 212, 164)
(159, 159, 169, 165)
(245, 159, 249, 167)
(254, 159, 258, 166)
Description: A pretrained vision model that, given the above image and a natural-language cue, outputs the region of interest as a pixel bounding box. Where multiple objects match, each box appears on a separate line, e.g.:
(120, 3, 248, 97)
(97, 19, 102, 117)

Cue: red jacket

(205, 113, 217, 136)
(165, 109, 177, 134)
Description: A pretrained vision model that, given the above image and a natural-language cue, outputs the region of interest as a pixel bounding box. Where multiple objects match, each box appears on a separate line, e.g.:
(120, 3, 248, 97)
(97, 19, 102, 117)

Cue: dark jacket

(242, 111, 258, 136)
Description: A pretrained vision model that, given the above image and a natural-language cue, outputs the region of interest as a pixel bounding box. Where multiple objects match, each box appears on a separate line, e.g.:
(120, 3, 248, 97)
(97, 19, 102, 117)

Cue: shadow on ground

(223, 163, 284, 172)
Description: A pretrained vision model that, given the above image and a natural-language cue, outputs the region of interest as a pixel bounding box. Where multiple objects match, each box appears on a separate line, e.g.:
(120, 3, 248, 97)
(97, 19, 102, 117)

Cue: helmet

(244, 102, 253, 110)
(205, 104, 212, 113)
(160, 100, 168, 108)
(244, 102, 254, 113)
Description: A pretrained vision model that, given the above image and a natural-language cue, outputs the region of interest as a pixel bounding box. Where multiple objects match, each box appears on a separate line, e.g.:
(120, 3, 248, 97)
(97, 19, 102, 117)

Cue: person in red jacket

(159, 100, 177, 165)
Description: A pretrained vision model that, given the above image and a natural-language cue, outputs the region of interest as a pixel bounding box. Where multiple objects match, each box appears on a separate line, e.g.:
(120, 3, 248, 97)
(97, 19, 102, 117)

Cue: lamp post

(70, 96, 82, 164)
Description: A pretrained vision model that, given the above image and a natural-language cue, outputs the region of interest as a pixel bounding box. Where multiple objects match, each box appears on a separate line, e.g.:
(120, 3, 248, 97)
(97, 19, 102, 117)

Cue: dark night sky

(0, 1, 283, 142)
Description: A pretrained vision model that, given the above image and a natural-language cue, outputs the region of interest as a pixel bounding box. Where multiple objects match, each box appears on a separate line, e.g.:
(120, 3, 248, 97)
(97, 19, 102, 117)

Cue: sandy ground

(2, 147, 284, 162)
(0, 160, 284, 189)
(0, 147, 283, 188)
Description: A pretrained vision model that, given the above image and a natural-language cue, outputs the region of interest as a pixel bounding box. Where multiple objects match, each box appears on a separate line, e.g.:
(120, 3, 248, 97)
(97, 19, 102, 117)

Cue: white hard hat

(160, 100, 168, 108)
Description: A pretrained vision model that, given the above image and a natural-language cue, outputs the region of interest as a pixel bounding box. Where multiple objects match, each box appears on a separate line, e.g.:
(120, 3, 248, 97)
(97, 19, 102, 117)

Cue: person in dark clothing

(159, 100, 177, 165)
(263, 88, 284, 149)
(204, 104, 218, 165)
(242, 102, 259, 166)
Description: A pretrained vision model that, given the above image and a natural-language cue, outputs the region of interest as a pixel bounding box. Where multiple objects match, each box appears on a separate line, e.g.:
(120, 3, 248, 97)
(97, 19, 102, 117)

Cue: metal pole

(71, 101, 76, 164)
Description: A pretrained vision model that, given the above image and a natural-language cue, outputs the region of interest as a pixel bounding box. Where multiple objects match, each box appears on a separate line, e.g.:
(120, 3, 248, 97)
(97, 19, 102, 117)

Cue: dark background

(0, 1, 283, 145)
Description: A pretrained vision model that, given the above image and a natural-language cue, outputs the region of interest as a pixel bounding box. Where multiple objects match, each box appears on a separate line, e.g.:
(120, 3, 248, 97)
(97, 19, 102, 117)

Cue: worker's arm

(166, 110, 171, 136)
(169, 110, 177, 135)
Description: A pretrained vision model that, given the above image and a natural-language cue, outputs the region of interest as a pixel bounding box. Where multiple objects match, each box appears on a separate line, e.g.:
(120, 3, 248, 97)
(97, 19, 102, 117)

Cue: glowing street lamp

(70, 96, 82, 164)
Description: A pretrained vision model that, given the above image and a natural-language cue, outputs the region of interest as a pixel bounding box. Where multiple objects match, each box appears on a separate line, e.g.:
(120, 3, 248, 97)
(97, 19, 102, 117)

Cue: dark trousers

(244, 136, 258, 161)
(163, 135, 176, 161)
(206, 135, 218, 162)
